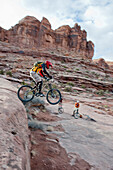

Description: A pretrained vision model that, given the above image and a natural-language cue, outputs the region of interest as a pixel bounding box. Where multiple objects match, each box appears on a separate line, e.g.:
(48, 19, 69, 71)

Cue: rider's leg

(38, 81, 43, 93)
(72, 110, 76, 116)
(30, 71, 42, 88)
(76, 108, 79, 114)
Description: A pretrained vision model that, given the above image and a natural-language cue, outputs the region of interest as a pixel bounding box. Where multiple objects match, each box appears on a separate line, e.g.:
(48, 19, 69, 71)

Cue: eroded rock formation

(93, 58, 109, 69)
(0, 16, 94, 60)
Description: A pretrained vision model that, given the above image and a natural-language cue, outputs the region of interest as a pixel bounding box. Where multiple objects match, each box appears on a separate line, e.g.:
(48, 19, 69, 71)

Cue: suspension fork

(31, 86, 37, 94)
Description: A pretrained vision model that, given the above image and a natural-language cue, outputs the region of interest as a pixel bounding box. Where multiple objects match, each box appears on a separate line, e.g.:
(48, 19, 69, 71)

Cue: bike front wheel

(17, 85, 34, 102)
(46, 89, 61, 105)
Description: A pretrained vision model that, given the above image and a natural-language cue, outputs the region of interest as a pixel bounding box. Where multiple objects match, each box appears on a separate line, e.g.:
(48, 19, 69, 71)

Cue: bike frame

(31, 80, 53, 95)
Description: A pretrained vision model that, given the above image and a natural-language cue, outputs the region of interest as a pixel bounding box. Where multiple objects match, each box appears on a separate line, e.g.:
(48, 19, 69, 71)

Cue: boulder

(0, 78, 30, 170)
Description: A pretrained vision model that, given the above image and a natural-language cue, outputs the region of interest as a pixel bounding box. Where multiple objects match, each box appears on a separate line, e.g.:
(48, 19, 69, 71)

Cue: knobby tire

(17, 85, 34, 102)
(46, 89, 61, 105)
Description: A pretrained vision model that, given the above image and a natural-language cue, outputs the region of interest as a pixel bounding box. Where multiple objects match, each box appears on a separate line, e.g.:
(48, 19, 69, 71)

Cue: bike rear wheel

(58, 107, 64, 114)
(46, 89, 61, 105)
(17, 85, 34, 102)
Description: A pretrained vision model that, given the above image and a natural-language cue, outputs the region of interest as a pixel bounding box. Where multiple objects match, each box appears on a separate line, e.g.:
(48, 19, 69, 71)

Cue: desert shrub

(95, 73, 100, 78)
(81, 85, 86, 89)
(61, 60, 65, 64)
(63, 65, 67, 68)
(64, 86, 72, 92)
(85, 76, 89, 78)
(21, 81, 26, 85)
(104, 105, 108, 108)
(0, 70, 4, 75)
(96, 90, 104, 95)
(91, 71, 95, 74)
(6, 71, 12, 77)
(52, 84, 57, 89)
(67, 82, 74, 87)
(67, 70, 72, 72)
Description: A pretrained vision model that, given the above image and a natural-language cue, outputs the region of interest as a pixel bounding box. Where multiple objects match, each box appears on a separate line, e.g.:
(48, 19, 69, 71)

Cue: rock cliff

(0, 16, 94, 60)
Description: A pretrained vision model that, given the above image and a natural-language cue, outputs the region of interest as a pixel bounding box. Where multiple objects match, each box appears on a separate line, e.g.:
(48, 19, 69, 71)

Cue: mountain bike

(17, 79, 62, 105)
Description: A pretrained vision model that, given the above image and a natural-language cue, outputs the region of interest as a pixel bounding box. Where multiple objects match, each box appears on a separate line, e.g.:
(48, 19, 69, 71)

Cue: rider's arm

(39, 70, 45, 78)
(42, 63, 52, 78)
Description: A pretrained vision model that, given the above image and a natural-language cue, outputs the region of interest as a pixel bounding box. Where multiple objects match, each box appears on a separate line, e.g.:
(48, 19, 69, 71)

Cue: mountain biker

(30, 61, 53, 96)
(72, 100, 80, 118)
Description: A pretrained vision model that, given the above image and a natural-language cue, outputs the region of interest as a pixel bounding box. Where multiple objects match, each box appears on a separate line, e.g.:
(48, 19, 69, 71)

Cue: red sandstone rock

(0, 78, 30, 170)
(93, 58, 109, 69)
(0, 15, 94, 60)
(106, 61, 113, 70)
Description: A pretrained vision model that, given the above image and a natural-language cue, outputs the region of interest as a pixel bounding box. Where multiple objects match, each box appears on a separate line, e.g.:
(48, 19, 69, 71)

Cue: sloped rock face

(0, 16, 94, 60)
(93, 58, 109, 69)
(0, 78, 30, 170)
(0, 27, 8, 42)
(106, 61, 113, 71)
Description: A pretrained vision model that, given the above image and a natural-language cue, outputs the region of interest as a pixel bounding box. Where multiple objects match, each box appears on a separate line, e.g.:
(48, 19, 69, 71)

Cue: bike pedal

(40, 94, 45, 97)
(35, 93, 45, 97)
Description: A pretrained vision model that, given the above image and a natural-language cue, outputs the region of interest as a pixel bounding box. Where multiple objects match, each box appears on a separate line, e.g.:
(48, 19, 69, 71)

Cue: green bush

(0, 70, 4, 75)
(67, 82, 74, 87)
(95, 73, 100, 78)
(67, 70, 72, 72)
(21, 81, 26, 85)
(85, 76, 89, 78)
(96, 90, 104, 95)
(61, 60, 65, 64)
(81, 85, 86, 88)
(64, 86, 72, 92)
(104, 105, 108, 108)
(6, 71, 12, 77)
(52, 84, 57, 89)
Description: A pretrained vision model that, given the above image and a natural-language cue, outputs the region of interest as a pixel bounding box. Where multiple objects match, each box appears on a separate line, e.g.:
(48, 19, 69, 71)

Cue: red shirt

(75, 102, 80, 108)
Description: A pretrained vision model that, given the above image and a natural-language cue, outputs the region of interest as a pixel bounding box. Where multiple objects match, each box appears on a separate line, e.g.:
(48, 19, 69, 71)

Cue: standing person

(72, 100, 80, 118)
(30, 61, 53, 96)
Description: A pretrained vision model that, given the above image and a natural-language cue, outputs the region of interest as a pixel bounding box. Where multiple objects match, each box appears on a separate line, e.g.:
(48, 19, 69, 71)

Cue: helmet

(46, 61, 53, 69)
(77, 100, 79, 103)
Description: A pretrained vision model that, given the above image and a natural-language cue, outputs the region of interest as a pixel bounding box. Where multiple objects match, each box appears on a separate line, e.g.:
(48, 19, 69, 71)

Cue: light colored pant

(30, 71, 42, 83)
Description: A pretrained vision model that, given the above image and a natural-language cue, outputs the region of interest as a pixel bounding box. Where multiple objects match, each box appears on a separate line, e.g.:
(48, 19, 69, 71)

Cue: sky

(0, 0, 113, 61)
